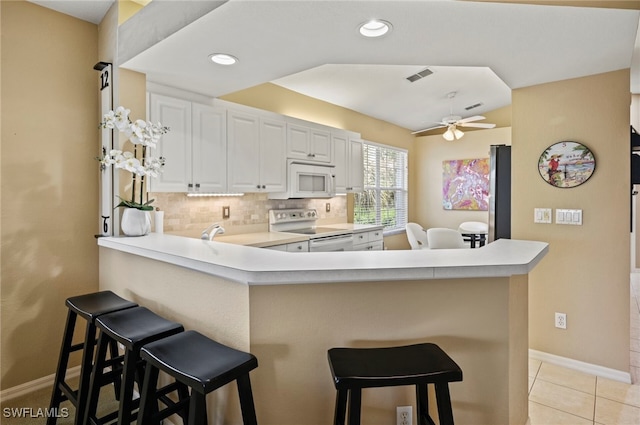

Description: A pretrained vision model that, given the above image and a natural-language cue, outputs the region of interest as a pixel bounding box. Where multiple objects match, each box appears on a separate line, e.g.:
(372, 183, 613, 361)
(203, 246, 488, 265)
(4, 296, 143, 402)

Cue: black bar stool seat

(84, 306, 184, 425)
(328, 343, 463, 425)
(48, 291, 137, 425)
(137, 330, 259, 425)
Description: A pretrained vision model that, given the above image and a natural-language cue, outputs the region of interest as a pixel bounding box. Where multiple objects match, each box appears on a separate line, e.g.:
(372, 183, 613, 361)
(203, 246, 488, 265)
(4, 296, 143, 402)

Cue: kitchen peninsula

(98, 234, 548, 425)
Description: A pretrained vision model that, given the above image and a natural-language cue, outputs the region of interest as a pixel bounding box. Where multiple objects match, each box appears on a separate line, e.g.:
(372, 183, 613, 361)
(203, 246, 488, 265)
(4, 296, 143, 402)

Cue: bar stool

(136, 330, 259, 425)
(327, 343, 463, 425)
(83, 306, 184, 425)
(48, 291, 138, 425)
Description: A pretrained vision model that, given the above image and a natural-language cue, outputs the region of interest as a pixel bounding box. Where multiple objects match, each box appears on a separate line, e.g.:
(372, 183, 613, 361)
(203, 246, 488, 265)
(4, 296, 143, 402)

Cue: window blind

(354, 141, 408, 233)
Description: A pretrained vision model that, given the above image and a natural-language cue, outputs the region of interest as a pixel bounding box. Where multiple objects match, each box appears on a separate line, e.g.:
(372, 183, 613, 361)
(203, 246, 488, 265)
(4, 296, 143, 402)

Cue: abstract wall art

(442, 158, 489, 210)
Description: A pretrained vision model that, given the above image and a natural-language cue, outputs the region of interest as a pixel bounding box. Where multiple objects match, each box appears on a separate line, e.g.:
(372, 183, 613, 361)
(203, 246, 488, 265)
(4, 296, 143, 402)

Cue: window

(354, 141, 408, 234)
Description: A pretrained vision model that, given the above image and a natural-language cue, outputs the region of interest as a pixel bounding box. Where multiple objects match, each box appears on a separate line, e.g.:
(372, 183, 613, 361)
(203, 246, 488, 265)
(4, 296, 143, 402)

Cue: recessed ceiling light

(359, 19, 392, 38)
(209, 53, 238, 65)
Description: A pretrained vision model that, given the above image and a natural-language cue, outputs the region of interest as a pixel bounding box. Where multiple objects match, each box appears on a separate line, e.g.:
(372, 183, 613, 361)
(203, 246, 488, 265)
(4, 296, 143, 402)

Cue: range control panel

(269, 209, 318, 224)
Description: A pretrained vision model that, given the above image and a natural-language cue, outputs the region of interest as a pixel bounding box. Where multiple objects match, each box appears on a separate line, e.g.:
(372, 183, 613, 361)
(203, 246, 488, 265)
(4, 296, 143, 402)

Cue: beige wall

(513, 70, 631, 371)
(1, 1, 98, 389)
(412, 70, 632, 374)
(413, 126, 512, 229)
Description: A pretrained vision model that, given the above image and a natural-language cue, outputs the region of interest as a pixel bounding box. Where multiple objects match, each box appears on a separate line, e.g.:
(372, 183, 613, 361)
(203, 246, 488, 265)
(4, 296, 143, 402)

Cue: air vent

(465, 102, 483, 111)
(406, 68, 433, 83)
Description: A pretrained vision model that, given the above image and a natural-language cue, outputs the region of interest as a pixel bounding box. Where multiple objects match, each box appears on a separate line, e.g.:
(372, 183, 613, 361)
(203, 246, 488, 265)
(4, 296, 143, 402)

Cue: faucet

(201, 223, 226, 241)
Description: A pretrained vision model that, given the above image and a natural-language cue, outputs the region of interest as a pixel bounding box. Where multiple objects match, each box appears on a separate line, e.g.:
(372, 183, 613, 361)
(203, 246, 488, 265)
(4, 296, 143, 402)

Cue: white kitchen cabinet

(191, 103, 227, 192)
(333, 131, 364, 193)
(352, 228, 384, 251)
(148, 93, 226, 193)
(227, 109, 286, 193)
(265, 241, 309, 252)
(286, 122, 332, 163)
(148, 94, 192, 192)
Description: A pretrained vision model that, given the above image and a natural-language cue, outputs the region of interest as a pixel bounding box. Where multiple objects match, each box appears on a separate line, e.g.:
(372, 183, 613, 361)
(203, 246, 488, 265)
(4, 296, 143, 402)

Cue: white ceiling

(28, 0, 640, 134)
(28, 0, 114, 24)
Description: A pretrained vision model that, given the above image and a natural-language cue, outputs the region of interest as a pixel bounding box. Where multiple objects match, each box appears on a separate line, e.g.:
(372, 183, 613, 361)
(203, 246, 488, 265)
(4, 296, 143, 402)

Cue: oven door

(309, 234, 353, 252)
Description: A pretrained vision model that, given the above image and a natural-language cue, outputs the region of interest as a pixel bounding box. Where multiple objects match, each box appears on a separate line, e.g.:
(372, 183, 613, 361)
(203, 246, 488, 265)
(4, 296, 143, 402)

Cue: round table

(458, 222, 488, 248)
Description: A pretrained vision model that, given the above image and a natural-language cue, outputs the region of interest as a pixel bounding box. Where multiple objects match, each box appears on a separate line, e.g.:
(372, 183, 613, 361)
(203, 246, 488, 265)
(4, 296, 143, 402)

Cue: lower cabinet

(265, 241, 309, 252)
(352, 229, 384, 251)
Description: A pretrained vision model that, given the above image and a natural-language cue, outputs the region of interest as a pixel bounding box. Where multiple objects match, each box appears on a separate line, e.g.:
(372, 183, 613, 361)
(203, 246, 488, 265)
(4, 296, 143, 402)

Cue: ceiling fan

(412, 92, 496, 140)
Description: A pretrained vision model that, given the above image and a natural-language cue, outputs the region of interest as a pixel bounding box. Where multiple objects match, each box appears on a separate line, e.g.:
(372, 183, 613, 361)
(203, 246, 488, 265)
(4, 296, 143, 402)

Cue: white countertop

(215, 224, 383, 247)
(98, 234, 548, 285)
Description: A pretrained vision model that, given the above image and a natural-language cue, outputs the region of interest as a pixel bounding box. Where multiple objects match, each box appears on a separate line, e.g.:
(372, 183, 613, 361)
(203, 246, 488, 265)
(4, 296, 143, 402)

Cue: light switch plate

(534, 208, 552, 223)
(556, 209, 582, 225)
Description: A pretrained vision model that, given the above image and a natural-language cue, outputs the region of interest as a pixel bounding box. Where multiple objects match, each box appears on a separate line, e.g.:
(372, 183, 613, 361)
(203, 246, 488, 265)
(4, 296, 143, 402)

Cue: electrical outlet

(222, 206, 230, 219)
(326, 202, 331, 212)
(555, 312, 567, 329)
(396, 406, 412, 425)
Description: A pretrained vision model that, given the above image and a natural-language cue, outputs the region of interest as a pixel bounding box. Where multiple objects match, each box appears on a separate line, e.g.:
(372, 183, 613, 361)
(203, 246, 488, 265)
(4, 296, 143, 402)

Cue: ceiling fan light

(443, 129, 455, 141)
(454, 128, 465, 140)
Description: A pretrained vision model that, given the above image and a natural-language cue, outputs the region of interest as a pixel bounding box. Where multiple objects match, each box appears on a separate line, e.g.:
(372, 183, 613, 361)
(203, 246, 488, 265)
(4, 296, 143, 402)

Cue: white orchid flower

(97, 107, 169, 209)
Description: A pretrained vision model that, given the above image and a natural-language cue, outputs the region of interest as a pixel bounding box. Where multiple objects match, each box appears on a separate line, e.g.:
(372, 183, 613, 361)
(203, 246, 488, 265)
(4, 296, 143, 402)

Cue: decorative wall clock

(538, 141, 595, 188)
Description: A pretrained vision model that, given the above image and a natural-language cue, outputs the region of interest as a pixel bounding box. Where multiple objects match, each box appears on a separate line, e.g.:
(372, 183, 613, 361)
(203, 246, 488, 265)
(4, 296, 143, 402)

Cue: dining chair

(406, 223, 429, 250)
(426, 228, 466, 249)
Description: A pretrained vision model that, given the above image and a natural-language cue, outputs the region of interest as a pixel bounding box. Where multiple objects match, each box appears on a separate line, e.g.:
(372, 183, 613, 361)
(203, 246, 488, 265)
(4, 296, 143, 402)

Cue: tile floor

(526, 275, 640, 424)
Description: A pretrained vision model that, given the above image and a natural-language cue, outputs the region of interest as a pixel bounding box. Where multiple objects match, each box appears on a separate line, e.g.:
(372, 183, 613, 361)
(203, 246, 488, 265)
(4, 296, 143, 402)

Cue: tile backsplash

(149, 192, 348, 237)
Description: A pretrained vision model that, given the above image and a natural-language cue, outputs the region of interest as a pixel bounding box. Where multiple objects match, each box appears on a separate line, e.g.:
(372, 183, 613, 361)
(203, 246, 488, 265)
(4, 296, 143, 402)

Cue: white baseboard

(529, 349, 632, 384)
(0, 366, 81, 403)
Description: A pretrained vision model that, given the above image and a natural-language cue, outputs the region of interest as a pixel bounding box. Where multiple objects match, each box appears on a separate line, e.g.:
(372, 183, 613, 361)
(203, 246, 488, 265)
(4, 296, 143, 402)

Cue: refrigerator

(488, 145, 511, 243)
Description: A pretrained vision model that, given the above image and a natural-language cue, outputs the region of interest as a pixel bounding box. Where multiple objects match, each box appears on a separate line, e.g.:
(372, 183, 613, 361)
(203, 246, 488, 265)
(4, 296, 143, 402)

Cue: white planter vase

(121, 208, 151, 236)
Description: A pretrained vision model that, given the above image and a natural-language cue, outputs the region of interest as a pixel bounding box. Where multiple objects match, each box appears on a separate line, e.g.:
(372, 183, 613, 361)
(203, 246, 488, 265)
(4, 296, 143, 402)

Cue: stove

(269, 209, 353, 252)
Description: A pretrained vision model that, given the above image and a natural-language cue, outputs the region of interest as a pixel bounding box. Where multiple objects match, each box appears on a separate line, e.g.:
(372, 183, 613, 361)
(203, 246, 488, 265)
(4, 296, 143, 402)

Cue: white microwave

(269, 161, 336, 199)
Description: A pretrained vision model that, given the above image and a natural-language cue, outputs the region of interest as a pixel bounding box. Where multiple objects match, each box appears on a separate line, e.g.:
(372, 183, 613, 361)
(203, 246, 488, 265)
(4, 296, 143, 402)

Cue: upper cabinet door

(227, 109, 261, 192)
(333, 132, 363, 193)
(286, 123, 311, 161)
(192, 103, 227, 193)
(259, 117, 287, 192)
(348, 137, 364, 192)
(286, 123, 332, 163)
(149, 93, 192, 192)
(309, 128, 332, 163)
(333, 132, 349, 192)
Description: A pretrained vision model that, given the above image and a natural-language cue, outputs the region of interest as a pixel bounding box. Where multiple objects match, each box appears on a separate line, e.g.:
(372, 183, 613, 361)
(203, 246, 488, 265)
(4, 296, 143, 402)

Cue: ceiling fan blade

(458, 122, 496, 129)
(457, 115, 486, 124)
(411, 124, 446, 135)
